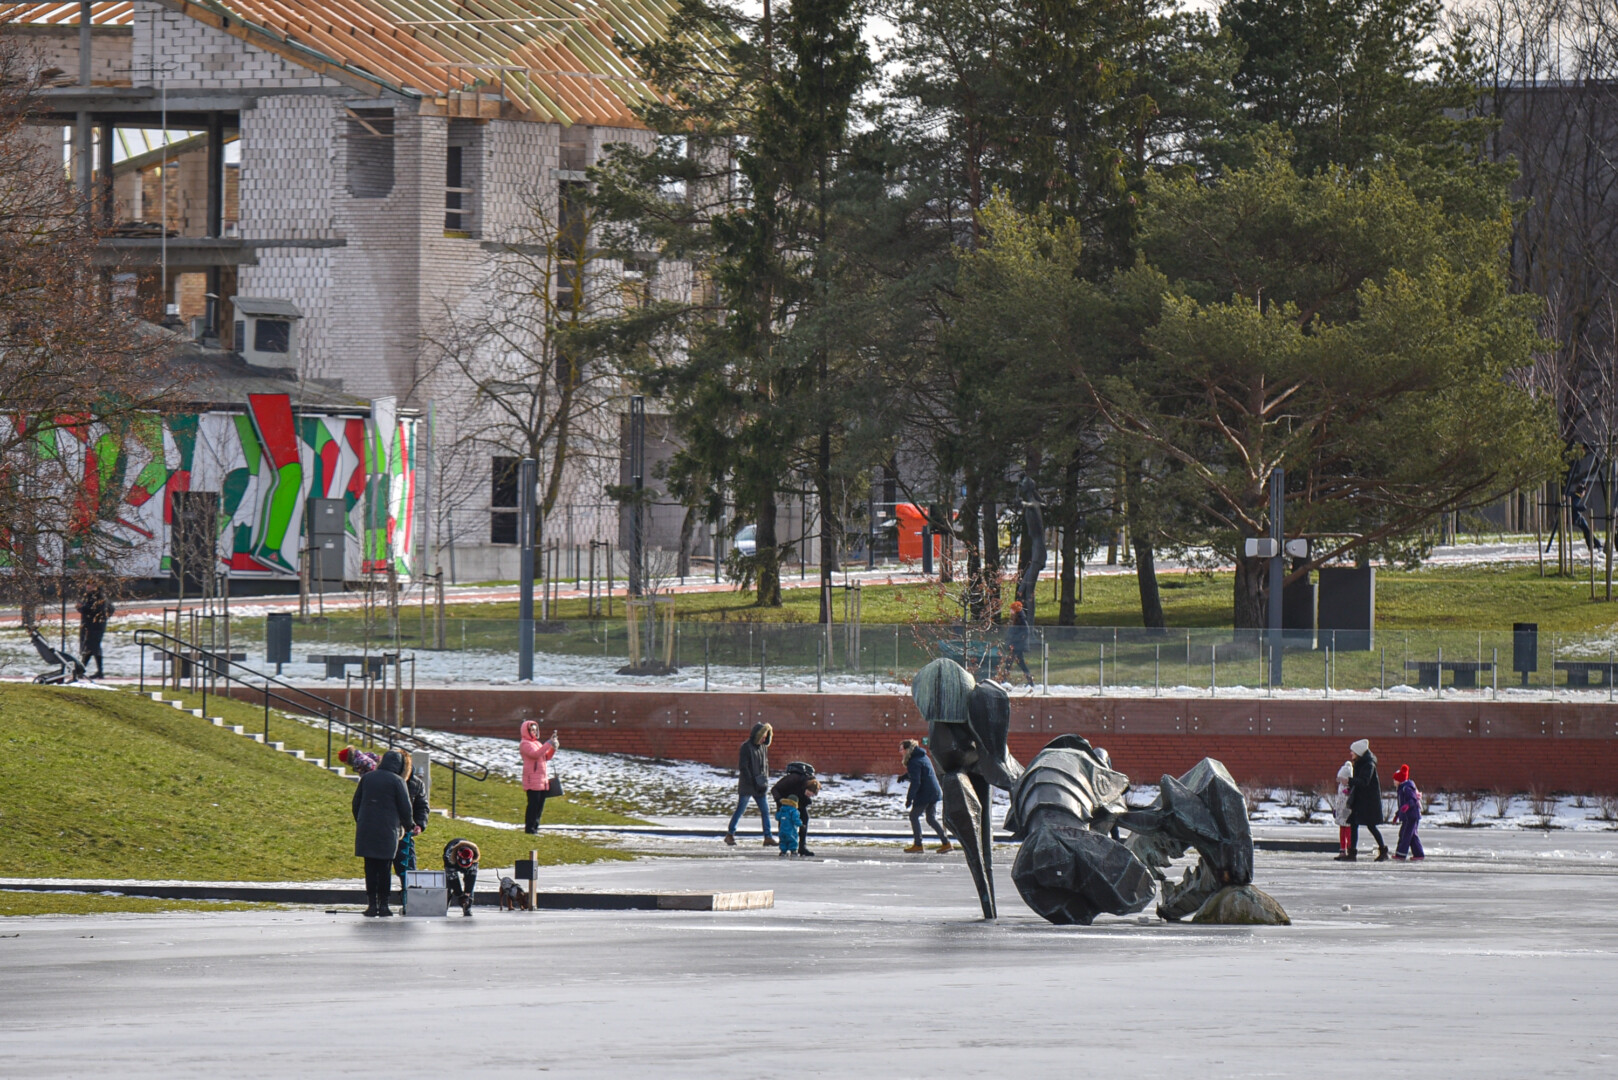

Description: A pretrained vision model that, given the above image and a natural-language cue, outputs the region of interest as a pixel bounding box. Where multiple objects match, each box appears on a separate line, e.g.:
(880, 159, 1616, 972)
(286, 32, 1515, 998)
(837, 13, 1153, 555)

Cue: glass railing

(69, 615, 1618, 701)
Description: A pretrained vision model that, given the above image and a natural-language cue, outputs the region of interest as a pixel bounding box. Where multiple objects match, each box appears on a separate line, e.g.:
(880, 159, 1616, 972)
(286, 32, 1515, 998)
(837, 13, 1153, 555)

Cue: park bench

(1405, 660, 1494, 689)
(176, 650, 247, 679)
(1552, 660, 1618, 687)
(306, 654, 389, 679)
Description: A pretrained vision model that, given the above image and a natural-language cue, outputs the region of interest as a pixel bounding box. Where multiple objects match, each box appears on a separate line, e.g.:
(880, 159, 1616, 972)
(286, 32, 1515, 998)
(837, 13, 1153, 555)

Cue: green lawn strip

(0, 685, 627, 881)
(114, 563, 1618, 632)
(0, 892, 279, 916)
(160, 690, 643, 827)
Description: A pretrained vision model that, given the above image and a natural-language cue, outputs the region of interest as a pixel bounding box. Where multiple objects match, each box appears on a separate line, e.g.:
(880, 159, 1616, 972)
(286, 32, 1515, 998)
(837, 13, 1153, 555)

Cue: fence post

(451, 764, 458, 819)
(327, 709, 333, 766)
(139, 641, 145, 695)
(264, 678, 271, 739)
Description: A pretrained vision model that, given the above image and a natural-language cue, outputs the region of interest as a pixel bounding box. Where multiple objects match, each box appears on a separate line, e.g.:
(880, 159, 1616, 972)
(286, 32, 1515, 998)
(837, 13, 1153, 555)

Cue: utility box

(1282, 574, 1316, 648)
(1318, 567, 1375, 651)
(265, 612, 292, 672)
(1513, 622, 1538, 685)
(514, 858, 536, 881)
(306, 498, 347, 589)
(403, 870, 448, 917)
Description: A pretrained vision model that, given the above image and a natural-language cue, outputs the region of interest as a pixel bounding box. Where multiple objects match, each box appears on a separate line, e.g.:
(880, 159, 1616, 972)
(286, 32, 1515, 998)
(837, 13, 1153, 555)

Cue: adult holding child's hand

(520, 721, 560, 834)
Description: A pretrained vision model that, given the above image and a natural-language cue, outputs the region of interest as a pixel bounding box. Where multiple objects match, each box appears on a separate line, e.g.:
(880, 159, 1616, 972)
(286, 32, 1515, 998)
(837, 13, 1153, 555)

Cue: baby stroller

(443, 838, 480, 916)
(30, 627, 85, 685)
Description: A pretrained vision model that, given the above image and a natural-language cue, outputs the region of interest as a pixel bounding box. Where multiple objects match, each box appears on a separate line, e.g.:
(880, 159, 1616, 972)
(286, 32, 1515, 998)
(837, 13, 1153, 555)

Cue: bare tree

(1, 23, 175, 615)
(422, 191, 642, 561)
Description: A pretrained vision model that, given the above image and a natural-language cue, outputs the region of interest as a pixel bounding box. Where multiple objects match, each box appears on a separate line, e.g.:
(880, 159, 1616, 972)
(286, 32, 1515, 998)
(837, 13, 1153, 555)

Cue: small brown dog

(498, 876, 531, 911)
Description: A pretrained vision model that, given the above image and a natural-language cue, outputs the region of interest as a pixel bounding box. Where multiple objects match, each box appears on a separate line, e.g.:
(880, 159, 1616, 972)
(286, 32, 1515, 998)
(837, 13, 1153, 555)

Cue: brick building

(14, 0, 707, 582)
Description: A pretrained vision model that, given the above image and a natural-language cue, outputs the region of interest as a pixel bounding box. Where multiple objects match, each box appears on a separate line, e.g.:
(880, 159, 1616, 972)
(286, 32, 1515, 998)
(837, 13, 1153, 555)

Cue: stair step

(268, 742, 284, 751)
(229, 725, 244, 735)
(247, 734, 264, 743)
(169, 700, 184, 709)
(309, 759, 325, 769)
(149, 691, 165, 701)
(210, 718, 224, 727)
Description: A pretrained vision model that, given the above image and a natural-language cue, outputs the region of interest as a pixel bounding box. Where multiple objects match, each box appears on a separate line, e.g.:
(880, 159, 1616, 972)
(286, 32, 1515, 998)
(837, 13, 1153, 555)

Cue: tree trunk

(817, 427, 838, 624)
(1059, 451, 1080, 625)
(982, 496, 1001, 617)
(755, 496, 782, 607)
(1134, 537, 1165, 629)
(677, 506, 695, 578)
(1233, 553, 1267, 628)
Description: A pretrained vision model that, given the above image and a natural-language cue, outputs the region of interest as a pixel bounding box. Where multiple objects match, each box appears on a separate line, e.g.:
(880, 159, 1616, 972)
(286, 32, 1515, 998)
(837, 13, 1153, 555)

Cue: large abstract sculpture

(914, 657, 1288, 925)
(912, 658, 1023, 918)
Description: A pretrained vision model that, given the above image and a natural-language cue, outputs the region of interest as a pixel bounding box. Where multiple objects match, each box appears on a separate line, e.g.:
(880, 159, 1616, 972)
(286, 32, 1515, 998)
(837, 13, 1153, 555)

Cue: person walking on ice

(775, 796, 802, 857)
(900, 739, 951, 853)
(1392, 764, 1424, 861)
(725, 722, 774, 847)
(1338, 739, 1390, 862)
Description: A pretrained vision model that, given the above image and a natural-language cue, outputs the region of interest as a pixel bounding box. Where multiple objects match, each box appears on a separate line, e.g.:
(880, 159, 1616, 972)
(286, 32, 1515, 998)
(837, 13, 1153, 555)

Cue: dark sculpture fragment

(914, 658, 1287, 925)
(913, 658, 1023, 919)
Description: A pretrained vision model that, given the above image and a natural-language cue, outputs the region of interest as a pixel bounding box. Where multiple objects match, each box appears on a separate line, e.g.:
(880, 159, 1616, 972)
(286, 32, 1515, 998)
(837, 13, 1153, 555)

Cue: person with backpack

(901, 739, 951, 854)
(771, 763, 820, 858)
(725, 722, 774, 847)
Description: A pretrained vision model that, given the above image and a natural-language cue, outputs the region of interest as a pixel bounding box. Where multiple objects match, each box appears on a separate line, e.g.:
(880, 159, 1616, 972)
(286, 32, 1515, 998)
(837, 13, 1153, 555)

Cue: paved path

(2, 825, 1614, 1076)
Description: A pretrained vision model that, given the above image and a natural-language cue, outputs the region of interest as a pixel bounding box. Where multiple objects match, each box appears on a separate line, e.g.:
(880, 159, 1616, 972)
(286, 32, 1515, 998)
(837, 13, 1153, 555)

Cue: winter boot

(1333, 852, 1356, 862)
(363, 893, 378, 918)
(799, 847, 816, 858)
(903, 843, 925, 854)
(763, 837, 775, 847)
(1374, 846, 1391, 862)
(724, 833, 736, 847)
(936, 842, 954, 854)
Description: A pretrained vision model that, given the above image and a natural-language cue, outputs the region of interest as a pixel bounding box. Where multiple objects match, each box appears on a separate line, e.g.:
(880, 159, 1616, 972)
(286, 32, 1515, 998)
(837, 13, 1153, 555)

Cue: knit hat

(1350, 738, 1370, 756)
(338, 746, 353, 764)
(1393, 764, 1410, 783)
(1337, 761, 1353, 782)
(781, 795, 799, 808)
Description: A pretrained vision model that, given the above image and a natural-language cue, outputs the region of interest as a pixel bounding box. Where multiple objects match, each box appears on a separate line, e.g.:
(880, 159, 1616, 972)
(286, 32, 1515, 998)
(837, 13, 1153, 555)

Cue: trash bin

(266, 612, 292, 673)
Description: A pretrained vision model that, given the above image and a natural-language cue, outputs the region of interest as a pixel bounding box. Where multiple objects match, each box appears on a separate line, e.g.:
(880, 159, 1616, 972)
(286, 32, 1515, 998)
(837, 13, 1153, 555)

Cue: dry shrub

(1454, 791, 1483, 827)
(1289, 786, 1321, 824)
(1491, 788, 1514, 818)
(1241, 784, 1268, 816)
(1598, 793, 1618, 822)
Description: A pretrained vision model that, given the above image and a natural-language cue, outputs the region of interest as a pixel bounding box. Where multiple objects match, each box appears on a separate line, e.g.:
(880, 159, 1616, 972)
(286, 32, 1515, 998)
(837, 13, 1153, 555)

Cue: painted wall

(56, 393, 416, 580)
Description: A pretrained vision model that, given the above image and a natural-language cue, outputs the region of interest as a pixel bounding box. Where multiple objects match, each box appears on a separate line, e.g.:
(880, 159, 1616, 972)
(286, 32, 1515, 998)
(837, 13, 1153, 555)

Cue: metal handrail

(133, 627, 492, 782)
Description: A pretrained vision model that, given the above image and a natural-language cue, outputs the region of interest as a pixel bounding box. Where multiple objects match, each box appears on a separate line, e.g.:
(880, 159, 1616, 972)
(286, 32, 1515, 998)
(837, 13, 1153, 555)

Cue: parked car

(734, 524, 757, 557)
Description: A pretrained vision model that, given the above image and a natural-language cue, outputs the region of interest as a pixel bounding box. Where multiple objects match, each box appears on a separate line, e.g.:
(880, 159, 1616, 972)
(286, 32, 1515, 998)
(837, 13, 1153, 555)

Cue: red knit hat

(338, 746, 352, 764)
(1393, 764, 1410, 783)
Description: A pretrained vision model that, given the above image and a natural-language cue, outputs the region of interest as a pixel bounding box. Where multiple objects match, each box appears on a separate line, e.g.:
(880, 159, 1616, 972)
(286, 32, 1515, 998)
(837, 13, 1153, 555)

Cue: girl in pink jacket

(520, 721, 559, 834)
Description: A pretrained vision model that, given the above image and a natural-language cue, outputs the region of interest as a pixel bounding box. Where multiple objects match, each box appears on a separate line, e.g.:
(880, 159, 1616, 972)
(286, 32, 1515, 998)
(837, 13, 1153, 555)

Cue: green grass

(0, 685, 630, 881)
(164, 690, 643, 829)
(0, 891, 278, 916)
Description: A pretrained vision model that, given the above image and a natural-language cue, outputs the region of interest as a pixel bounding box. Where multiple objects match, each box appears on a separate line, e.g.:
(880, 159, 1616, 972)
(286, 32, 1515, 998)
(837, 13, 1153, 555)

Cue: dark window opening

(445, 144, 469, 233)
(253, 318, 291, 353)
(490, 455, 518, 545)
(559, 179, 587, 260)
(345, 109, 395, 198)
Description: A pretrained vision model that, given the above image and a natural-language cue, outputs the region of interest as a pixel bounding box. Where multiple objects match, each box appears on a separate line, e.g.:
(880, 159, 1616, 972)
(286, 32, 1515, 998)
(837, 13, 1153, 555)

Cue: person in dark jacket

(901, 739, 951, 853)
(1005, 601, 1033, 686)
(725, 722, 774, 847)
(1338, 739, 1390, 862)
(771, 767, 820, 857)
(353, 749, 415, 916)
(76, 585, 114, 679)
(393, 751, 431, 908)
(1392, 764, 1424, 861)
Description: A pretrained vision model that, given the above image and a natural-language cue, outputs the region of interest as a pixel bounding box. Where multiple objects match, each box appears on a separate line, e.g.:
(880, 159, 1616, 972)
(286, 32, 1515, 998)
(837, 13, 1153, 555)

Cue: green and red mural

(52, 393, 418, 580)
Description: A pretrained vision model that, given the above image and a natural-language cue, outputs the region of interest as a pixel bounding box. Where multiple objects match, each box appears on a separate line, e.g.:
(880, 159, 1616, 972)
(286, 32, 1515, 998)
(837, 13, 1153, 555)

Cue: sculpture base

(1190, 885, 1290, 925)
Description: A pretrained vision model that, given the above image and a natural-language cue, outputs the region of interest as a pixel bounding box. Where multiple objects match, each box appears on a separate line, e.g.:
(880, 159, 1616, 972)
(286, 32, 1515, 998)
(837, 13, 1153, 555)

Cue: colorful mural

(60, 394, 422, 581)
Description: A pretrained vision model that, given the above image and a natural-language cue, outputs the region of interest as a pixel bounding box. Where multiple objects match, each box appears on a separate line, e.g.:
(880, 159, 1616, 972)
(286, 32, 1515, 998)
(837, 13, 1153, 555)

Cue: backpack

(785, 761, 815, 778)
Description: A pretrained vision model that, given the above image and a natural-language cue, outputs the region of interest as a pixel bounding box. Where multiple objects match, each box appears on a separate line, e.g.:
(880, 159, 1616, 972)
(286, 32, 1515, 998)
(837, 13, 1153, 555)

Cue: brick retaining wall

(247, 687, 1618, 793)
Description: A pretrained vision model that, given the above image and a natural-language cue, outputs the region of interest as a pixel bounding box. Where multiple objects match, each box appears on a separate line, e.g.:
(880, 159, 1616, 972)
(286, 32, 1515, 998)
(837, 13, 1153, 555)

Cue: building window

(490, 456, 518, 545)
(345, 109, 394, 198)
(254, 319, 291, 354)
(559, 179, 587, 260)
(444, 121, 482, 238)
(445, 144, 468, 234)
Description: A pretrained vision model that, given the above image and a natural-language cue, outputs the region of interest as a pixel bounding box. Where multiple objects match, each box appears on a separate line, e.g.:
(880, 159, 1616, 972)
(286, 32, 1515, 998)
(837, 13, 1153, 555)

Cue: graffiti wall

(73, 393, 418, 580)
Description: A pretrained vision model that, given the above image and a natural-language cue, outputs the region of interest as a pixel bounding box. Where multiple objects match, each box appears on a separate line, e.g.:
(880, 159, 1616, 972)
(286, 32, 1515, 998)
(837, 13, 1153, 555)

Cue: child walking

(775, 795, 802, 857)
(1393, 764, 1424, 861)
(1332, 760, 1353, 856)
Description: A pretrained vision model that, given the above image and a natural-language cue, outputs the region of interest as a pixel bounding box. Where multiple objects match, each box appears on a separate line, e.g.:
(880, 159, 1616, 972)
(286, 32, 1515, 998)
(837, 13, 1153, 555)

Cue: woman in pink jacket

(520, 721, 560, 834)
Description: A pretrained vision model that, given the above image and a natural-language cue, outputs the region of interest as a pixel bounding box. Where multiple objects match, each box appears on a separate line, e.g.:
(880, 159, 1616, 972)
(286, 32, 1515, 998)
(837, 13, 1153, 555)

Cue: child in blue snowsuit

(1393, 763, 1424, 861)
(776, 795, 802, 857)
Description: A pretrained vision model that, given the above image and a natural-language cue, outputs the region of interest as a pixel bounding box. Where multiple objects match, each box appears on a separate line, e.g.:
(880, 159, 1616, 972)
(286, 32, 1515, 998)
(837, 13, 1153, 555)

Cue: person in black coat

(393, 751, 431, 908)
(1338, 739, 1390, 862)
(771, 765, 820, 857)
(901, 739, 951, 853)
(725, 722, 774, 847)
(353, 749, 414, 916)
(77, 585, 114, 680)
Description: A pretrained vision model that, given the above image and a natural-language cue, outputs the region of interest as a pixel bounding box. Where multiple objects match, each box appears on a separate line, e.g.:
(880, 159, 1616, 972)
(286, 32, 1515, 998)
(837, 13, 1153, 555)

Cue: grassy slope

(0, 893, 276, 916)
(0, 685, 629, 881)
